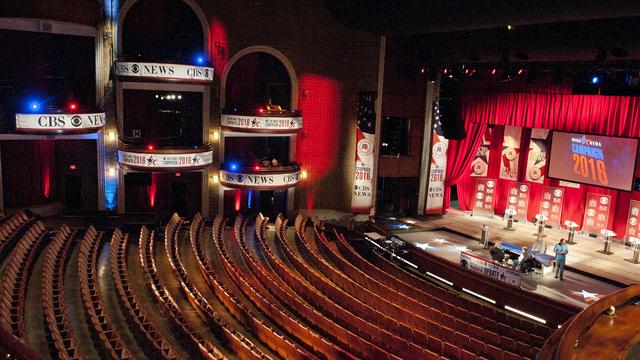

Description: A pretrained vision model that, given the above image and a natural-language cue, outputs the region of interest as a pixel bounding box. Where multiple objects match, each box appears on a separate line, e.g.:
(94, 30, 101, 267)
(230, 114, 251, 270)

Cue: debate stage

(379, 209, 637, 308)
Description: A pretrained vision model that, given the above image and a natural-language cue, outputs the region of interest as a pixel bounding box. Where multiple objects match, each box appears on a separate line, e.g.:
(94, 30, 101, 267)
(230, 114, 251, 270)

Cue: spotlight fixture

(592, 75, 600, 84)
(147, 144, 154, 151)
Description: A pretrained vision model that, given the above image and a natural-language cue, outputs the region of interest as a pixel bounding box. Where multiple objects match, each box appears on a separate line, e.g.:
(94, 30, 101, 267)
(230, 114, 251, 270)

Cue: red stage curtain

(443, 121, 487, 211)
(449, 92, 640, 235)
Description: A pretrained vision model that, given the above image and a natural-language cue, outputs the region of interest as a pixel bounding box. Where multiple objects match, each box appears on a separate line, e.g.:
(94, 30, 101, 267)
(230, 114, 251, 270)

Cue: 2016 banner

(506, 182, 529, 221)
(460, 252, 522, 287)
(351, 91, 377, 213)
(425, 123, 448, 214)
(500, 126, 522, 180)
(539, 186, 564, 226)
(525, 128, 549, 183)
(472, 178, 496, 218)
(470, 127, 491, 177)
(625, 200, 640, 240)
(582, 193, 612, 234)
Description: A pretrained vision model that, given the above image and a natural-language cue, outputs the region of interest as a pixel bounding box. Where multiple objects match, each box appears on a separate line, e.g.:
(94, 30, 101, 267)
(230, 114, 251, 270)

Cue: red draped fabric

(449, 92, 640, 236)
(443, 121, 487, 211)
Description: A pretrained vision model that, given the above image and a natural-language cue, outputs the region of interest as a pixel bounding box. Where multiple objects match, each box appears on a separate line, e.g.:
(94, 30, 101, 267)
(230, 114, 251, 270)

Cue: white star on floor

(453, 245, 468, 252)
(415, 243, 435, 250)
(434, 238, 448, 244)
(572, 290, 600, 301)
(396, 224, 410, 230)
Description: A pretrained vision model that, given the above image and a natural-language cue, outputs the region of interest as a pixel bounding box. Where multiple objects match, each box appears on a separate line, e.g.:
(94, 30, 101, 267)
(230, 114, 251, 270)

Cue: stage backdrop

(448, 92, 640, 238)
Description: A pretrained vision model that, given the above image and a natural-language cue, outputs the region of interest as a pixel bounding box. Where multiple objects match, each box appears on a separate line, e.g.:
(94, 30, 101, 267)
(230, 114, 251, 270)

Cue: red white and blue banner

(351, 92, 376, 213)
(540, 186, 564, 227)
(507, 182, 529, 221)
(118, 150, 213, 169)
(500, 126, 522, 180)
(472, 178, 496, 218)
(625, 200, 640, 240)
(425, 123, 448, 214)
(460, 252, 522, 287)
(470, 127, 491, 177)
(525, 128, 549, 183)
(114, 61, 214, 81)
(583, 193, 611, 234)
(221, 114, 302, 132)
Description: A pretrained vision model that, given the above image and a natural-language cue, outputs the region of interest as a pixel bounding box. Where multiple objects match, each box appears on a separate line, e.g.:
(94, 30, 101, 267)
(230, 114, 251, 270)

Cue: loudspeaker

(439, 78, 466, 140)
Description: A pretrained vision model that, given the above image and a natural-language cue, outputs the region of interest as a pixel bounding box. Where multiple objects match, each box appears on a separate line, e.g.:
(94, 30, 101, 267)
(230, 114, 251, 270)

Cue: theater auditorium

(1, 1, 640, 359)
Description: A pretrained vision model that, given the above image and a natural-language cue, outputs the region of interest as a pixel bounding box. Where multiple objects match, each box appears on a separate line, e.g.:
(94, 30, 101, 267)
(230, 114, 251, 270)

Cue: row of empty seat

(0, 212, 35, 260)
(41, 225, 84, 360)
(109, 229, 179, 360)
(0, 221, 46, 339)
(311, 221, 543, 358)
(138, 225, 228, 360)
(78, 226, 133, 360)
(0, 210, 560, 360)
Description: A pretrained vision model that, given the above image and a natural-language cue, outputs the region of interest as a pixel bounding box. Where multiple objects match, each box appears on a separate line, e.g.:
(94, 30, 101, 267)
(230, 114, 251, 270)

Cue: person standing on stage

(554, 238, 569, 281)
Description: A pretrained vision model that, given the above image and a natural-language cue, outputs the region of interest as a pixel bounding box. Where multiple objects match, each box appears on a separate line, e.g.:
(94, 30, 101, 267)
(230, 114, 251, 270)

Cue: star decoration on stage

(572, 290, 600, 302)
(415, 243, 435, 250)
(453, 245, 468, 252)
(434, 238, 448, 245)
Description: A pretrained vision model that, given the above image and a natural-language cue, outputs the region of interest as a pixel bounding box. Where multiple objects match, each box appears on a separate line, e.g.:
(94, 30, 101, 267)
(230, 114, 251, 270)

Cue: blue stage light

(229, 162, 238, 171)
(195, 55, 205, 65)
(591, 76, 600, 84)
(28, 101, 40, 112)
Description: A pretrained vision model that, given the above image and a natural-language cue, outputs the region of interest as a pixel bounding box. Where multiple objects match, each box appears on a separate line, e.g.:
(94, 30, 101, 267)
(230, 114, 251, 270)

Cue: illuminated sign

(118, 149, 213, 169)
(15, 113, 106, 132)
(114, 61, 214, 81)
(219, 169, 300, 190)
(221, 114, 303, 132)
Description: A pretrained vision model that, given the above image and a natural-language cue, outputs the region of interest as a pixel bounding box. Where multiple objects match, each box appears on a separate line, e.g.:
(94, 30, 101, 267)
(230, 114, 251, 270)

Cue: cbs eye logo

(70, 116, 82, 127)
(131, 64, 140, 73)
(235, 175, 244, 183)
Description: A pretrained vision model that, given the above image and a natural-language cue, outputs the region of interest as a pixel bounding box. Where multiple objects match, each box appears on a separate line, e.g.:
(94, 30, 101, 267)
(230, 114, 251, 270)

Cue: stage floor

(380, 210, 629, 308)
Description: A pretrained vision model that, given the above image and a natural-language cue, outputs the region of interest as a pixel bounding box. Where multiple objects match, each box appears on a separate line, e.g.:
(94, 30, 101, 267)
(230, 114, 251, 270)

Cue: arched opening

(221, 50, 298, 218)
(120, 0, 205, 61)
(224, 52, 292, 112)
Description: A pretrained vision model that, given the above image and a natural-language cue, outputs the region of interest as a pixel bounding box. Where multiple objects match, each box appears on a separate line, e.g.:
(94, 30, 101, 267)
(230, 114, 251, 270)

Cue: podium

(503, 208, 517, 231)
(564, 220, 579, 244)
(626, 237, 640, 264)
(598, 229, 616, 255)
(534, 214, 549, 238)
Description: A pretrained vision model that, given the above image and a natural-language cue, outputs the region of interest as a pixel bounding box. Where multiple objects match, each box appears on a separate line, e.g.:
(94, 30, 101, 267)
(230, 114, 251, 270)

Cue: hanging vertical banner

(525, 128, 550, 183)
(472, 178, 496, 218)
(625, 200, 640, 240)
(470, 127, 492, 177)
(507, 182, 530, 221)
(583, 193, 612, 234)
(351, 91, 377, 213)
(425, 122, 449, 214)
(540, 186, 564, 226)
(500, 126, 522, 180)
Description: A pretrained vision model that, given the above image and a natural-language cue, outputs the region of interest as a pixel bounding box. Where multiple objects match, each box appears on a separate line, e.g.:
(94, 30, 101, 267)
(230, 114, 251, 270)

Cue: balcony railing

(117, 142, 214, 171)
(219, 162, 301, 190)
(113, 58, 214, 83)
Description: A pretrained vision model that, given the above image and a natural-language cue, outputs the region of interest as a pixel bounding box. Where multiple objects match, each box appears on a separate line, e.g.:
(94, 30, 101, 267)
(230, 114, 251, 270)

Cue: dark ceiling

(324, 0, 640, 35)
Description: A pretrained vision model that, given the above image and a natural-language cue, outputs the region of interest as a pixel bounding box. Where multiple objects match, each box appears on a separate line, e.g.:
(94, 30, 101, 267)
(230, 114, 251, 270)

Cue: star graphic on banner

(434, 238, 448, 245)
(192, 156, 199, 164)
(146, 156, 156, 165)
(415, 243, 435, 250)
(572, 290, 600, 302)
(251, 119, 260, 127)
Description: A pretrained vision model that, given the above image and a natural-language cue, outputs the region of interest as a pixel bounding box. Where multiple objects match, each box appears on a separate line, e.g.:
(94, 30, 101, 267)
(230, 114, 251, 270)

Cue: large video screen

(548, 131, 639, 191)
